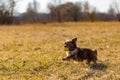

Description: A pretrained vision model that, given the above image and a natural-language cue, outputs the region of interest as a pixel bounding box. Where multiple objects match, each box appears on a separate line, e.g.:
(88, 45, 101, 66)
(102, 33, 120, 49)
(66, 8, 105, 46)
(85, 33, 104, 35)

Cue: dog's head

(64, 38, 77, 51)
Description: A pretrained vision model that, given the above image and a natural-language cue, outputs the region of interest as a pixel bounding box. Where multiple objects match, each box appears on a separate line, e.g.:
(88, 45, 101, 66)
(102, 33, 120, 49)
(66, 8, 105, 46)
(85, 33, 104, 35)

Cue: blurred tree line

(0, 0, 15, 24)
(0, 0, 120, 24)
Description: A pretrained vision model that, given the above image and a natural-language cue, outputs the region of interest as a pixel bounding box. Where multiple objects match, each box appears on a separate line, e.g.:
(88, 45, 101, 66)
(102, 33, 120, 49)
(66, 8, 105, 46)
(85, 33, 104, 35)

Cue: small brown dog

(62, 38, 97, 64)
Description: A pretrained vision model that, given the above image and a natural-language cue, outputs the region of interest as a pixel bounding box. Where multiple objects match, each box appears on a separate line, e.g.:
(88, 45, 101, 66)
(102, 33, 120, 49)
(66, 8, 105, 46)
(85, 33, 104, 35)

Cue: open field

(0, 22, 120, 80)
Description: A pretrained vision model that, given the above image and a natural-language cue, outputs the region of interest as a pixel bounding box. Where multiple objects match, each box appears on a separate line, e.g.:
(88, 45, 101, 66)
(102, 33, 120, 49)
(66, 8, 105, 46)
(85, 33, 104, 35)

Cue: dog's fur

(62, 38, 97, 64)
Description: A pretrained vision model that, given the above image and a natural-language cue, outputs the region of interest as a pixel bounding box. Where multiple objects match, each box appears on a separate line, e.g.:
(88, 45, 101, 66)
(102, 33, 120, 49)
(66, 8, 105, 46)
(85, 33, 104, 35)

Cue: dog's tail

(93, 49, 97, 55)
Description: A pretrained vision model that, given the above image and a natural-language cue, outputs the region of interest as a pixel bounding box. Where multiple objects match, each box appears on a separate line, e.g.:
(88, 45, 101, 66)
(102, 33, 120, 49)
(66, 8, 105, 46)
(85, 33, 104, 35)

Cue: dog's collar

(72, 47, 79, 51)
(69, 47, 79, 51)
(68, 47, 79, 53)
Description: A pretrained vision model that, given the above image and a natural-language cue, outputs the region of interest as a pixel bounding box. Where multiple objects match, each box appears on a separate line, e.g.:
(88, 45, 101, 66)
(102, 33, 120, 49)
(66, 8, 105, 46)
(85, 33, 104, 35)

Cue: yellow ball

(64, 48, 69, 51)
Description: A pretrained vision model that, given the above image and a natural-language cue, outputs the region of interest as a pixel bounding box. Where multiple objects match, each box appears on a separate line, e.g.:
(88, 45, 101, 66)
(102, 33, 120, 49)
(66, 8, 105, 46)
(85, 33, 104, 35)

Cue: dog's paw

(62, 58, 66, 60)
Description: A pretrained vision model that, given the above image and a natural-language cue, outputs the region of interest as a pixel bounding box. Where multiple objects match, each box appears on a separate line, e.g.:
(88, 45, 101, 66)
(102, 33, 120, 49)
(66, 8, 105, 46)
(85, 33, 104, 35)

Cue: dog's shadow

(89, 63, 108, 71)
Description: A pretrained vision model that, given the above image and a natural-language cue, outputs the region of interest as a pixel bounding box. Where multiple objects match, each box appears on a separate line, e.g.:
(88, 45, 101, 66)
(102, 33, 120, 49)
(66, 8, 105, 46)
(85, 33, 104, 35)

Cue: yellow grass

(0, 22, 120, 80)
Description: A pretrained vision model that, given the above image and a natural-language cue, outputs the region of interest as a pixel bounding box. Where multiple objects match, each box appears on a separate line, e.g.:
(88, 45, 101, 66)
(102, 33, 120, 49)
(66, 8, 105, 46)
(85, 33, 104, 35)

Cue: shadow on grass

(89, 63, 108, 71)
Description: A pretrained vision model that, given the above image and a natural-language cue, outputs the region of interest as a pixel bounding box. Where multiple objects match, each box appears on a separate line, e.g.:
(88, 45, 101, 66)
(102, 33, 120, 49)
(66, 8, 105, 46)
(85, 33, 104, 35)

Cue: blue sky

(16, 0, 119, 13)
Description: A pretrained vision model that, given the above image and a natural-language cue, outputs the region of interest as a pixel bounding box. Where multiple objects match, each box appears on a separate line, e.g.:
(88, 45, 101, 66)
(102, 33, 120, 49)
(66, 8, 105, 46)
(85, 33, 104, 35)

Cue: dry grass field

(0, 22, 120, 80)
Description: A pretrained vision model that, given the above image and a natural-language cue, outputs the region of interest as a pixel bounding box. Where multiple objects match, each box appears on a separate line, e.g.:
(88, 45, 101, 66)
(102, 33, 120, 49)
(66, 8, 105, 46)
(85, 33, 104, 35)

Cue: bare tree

(83, 1, 97, 22)
(27, 2, 33, 14)
(26, 0, 39, 13)
(33, 0, 39, 13)
(48, 2, 82, 22)
(48, 3, 62, 22)
(108, 5, 115, 15)
(8, 0, 16, 23)
(25, 0, 40, 22)
(83, 1, 90, 13)
(0, 0, 16, 24)
(111, 1, 120, 21)
(75, 2, 82, 13)
(48, 0, 63, 22)
(88, 7, 97, 22)
(60, 2, 81, 21)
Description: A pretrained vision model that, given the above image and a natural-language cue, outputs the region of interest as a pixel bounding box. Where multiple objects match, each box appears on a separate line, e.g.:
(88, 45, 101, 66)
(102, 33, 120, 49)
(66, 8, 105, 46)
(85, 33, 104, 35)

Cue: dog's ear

(72, 38, 77, 42)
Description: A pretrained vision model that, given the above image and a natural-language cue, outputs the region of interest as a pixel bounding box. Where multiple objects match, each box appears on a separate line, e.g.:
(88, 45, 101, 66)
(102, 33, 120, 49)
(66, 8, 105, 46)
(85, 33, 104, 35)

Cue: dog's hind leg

(92, 58, 97, 64)
(86, 59, 91, 64)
